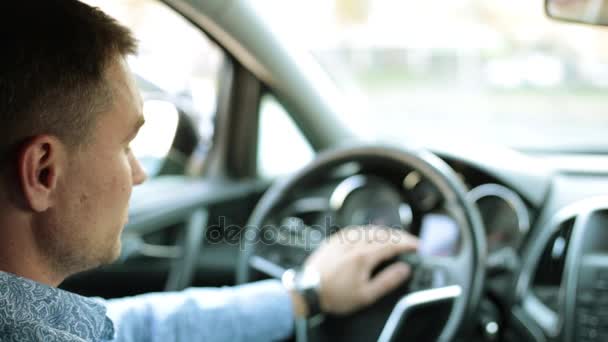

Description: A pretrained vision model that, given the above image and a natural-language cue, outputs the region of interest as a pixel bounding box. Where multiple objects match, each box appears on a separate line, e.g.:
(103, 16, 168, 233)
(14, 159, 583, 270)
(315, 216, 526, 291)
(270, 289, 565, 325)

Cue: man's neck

(0, 215, 65, 287)
(0, 260, 64, 287)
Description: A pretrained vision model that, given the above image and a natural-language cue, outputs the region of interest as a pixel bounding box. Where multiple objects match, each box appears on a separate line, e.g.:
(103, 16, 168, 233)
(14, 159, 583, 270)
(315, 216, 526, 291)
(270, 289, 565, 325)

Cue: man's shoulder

(0, 271, 114, 342)
(1, 319, 91, 342)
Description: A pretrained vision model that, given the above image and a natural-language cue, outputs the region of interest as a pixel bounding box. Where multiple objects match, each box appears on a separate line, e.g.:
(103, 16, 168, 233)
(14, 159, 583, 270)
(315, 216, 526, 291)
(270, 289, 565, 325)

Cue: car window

(82, 0, 224, 176)
(258, 94, 314, 178)
(255, 0, 608, 153)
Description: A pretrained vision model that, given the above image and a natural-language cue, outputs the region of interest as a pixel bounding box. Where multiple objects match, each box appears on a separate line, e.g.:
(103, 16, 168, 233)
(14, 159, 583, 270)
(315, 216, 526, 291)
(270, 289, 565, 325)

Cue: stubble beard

(35, 214, 124, 279)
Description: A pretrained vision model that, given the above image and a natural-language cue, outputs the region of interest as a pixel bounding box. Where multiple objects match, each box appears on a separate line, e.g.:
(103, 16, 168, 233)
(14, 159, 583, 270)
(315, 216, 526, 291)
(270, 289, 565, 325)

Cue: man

(0, 1, 417, 341)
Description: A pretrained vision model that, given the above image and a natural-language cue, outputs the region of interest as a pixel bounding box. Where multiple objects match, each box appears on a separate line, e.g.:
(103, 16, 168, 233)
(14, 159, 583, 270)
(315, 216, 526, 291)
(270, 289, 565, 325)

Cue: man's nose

(132, 157, 147, 185)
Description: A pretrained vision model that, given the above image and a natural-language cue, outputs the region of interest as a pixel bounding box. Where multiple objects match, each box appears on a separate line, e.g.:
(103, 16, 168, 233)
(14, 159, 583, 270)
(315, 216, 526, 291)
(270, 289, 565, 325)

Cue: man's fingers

(363, 232, 418, 269)
(363, 262, 411, 304)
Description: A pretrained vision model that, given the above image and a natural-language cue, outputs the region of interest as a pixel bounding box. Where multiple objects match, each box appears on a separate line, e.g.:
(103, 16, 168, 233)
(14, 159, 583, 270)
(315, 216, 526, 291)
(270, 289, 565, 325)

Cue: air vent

(519, 198, 608, 339)
(563, 208, 608, 342)
(520, 217, 575, 337)
(531, 218, 575, 312)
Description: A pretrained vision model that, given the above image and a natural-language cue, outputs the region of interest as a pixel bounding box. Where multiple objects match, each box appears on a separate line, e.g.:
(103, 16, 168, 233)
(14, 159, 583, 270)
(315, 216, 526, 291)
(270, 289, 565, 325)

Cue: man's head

(0, 0, 147, 283)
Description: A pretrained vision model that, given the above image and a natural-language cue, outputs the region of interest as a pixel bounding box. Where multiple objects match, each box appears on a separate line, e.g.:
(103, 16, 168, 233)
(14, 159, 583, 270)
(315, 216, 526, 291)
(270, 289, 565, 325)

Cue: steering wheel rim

(237, 144, 486, 341)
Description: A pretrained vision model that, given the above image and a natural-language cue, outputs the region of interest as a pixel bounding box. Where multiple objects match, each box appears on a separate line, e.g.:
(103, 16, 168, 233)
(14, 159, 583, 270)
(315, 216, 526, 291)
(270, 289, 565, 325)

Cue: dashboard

(257, 156, 532, 268)
(252, 143, 608, 342)
(439, 147, 608, 342)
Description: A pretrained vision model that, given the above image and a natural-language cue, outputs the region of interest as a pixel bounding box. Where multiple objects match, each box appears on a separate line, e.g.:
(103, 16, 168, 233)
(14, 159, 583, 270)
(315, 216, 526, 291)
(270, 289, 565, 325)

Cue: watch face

(282, 269, 297, 290)
(298, 268, 321, 289)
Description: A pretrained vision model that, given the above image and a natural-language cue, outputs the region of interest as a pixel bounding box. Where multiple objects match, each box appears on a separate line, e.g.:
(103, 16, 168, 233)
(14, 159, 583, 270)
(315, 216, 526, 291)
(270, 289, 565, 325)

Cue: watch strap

(282, 268, 323, 318)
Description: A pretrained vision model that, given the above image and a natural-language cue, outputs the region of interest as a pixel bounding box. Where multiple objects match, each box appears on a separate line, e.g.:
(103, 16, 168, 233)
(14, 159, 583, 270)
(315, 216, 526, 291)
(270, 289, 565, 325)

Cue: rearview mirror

(546, 0, 608, 26)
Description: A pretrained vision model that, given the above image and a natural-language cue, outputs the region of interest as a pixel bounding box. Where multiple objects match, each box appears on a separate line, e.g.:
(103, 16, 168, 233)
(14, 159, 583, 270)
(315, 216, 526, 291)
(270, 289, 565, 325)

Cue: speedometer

(468, 183, 530, 254)
(330, 175, 405, 228)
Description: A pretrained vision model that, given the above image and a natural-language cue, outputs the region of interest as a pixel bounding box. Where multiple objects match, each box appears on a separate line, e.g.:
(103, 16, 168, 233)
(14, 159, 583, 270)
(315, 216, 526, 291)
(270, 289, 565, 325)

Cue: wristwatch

(282, 267, 323, 319)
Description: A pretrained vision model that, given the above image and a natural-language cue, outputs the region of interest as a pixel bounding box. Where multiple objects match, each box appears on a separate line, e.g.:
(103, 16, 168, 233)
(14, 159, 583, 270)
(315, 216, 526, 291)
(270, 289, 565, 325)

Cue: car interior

(58, 0, 608, 341)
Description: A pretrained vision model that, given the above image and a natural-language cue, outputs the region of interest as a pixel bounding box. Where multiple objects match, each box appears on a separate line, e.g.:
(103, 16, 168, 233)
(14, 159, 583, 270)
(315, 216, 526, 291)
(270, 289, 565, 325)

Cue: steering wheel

(237, 145, 486, 341)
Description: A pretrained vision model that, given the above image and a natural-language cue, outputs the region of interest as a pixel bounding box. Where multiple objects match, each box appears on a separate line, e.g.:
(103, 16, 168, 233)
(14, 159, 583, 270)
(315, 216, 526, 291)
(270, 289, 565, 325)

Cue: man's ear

(18, 135, 66, 212)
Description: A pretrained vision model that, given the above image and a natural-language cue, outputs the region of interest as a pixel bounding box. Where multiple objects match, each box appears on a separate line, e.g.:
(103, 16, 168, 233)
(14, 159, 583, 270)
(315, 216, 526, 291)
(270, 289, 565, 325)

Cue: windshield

(257, 0, 608, 153)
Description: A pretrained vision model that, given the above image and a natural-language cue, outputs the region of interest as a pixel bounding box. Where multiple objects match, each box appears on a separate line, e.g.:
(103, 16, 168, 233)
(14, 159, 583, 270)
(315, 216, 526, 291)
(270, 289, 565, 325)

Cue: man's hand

(292, 226, 418, 317)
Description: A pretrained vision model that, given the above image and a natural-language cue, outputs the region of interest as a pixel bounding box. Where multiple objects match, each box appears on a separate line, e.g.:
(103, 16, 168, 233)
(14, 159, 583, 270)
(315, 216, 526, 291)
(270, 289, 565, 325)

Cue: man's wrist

(282, 267, 322, 319)
(289, 289, 309, 318)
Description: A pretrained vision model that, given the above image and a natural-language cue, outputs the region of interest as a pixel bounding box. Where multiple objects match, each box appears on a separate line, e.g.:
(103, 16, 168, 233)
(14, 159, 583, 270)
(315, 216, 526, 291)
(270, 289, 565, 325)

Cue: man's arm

(104, 279, 294, 342)
(104, 227, 417, 342)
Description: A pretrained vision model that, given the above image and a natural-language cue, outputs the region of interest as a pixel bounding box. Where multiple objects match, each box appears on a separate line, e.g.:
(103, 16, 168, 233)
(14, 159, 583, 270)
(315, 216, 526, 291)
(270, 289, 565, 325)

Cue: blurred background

(85, 0, 608, 165)
(253, 0, 608, 152)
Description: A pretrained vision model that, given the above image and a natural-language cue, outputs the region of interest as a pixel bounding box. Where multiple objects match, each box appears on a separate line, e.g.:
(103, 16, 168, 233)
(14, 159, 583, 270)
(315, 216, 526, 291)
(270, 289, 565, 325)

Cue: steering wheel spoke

(378, 285, 463, 342)
(249, 255, 287, 279)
